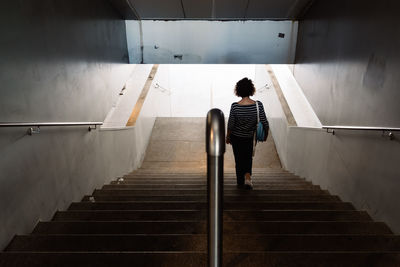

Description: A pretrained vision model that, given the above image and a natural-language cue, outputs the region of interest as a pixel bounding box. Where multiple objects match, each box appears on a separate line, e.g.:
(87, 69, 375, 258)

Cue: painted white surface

(103, 65, 154, 128)
(125, 20, 298, 64)
(271, 65, 322, 127)
(149, 64, 297, 168)
(0, 0, 138, 250)
(285, 127, 400, 233)
(0, 92, 157, 250)
(263, 72, 400, 232)
(255, 65, 291, 167)
(151, 64, 268, 117)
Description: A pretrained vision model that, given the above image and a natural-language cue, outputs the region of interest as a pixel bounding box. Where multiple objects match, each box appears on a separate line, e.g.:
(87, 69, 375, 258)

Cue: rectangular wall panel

(126, 20, 298, 64)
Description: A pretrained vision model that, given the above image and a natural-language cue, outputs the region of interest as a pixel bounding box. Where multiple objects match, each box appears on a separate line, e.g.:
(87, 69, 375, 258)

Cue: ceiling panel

(215, 0, 248, 19)
(128, 0, 184, 19)
(119, 0, 315, 20)
(108, 0, 138, 19)
(182, 0, 213, 18)
(246, 0, 313, 19)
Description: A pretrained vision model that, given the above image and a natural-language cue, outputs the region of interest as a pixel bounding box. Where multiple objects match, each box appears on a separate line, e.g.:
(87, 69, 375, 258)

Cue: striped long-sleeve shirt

(227, 101, 269, 138)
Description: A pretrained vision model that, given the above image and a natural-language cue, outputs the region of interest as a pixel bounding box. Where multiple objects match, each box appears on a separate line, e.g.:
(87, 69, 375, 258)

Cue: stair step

(6, 234, 400, 252)
(106, 185, 320, 190)
(5, 167, 398, 266)
(105, 183, 316, 189)
(6, 235, 206, 251)
(224, 210, 371, 221)
(54, 210, 206, 221)
(84, 194, 339, 202)
(33, 221, 392, 235)
(5, 251, 400, 267)
(2, 252, 400, 267)
(115, 181, 309, 186)
(92, 189, 331, 196)
(124, 173, 292, 177)
(120, 178, 305, 182)
(125, 173, 294, 177)
(69, 201, 354, 210)
(52, 210, 371, 221)
(0, 252, 206, 267)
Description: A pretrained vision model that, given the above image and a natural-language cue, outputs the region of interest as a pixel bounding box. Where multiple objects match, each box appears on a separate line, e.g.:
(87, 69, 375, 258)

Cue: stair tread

(5, 168, 397, 265)
(33, 221, 392, 235)
(52, 210, 372, 222)
(69, 201, 355, 210)
(7, 234, 400, 252)
(2, 252, 400, 267)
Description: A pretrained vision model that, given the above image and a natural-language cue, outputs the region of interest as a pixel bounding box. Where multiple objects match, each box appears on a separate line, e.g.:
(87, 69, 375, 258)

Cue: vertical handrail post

(206, 109, 225, 267)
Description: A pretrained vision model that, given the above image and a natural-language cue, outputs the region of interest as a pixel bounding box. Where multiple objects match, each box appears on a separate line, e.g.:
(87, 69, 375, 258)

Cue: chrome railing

(323, 125, 400, 140)
(206, 109, 225, 267)
(0, 122, 103, 135)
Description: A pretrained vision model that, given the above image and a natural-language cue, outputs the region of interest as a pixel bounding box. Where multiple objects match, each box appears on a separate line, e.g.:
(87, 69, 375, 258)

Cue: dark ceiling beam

(180, 0, 187, 18)
(244, 0, 250, 19)
(110, 0, 316, 20)
(108, 0, 139, 20)
(286, 0, 316, 19)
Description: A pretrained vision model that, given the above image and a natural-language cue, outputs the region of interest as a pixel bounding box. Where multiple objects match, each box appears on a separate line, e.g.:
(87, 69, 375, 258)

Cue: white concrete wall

(285, 127, 400, 233)
(0, 90, 157, 250)
(126, 20, 298, 64)
(263, 66, 400, 233)
(151, 64, 272, 117)
(270, 65, 321, 127)
(103, 65, 154, 128)
(0, 1, 155, 250)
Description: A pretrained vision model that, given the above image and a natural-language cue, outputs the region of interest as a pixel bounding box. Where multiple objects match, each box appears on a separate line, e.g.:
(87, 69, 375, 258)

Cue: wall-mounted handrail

(323, 126, 400, 131)
(0, 122, 103, 127)
(0, 122, 103, 135)
(323, 125, 400, 140)
(206, 109, 225, 267)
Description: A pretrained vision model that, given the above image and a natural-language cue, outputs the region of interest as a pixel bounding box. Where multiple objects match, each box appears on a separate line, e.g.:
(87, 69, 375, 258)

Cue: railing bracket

(382, 131, 395, 140)
(88, 125, 97, 132)
(326, 128, 335, 135)
(27, 126, 40, 136)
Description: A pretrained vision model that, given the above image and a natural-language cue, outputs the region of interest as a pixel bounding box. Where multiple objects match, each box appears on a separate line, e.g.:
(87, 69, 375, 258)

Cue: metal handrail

(323, 126, 400, 131)
(0, 122, 103, 135)
(206, 109, 225, 267)
(322, 125, 400, 140)
(0, 122, 103, 127)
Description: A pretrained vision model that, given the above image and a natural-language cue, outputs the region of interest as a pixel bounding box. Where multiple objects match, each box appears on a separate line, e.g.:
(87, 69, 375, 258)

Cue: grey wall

(0, 0, 132, 122)
(294, 0, 400, 127)
(263, 65, 400, 233)
(286, 127, 400, 233)
(0, 0, 139, 249)
(284, 0, 400, 232)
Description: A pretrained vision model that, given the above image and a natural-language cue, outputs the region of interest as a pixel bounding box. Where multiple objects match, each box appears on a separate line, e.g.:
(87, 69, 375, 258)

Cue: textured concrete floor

(142, 117, 282, 171)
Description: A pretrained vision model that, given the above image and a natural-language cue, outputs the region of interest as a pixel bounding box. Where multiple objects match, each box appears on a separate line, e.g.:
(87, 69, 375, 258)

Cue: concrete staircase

(1, 168, 400, 266)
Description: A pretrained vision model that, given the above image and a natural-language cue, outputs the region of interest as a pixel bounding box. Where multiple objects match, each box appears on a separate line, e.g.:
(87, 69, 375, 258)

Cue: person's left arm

(226, 104, 236, 144)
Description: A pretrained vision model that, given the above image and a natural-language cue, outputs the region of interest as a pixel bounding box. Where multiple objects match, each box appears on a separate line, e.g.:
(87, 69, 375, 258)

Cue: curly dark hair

(234, 77, 255, 97)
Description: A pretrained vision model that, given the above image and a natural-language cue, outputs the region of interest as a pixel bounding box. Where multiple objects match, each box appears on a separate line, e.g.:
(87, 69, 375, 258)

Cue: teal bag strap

(256, 100, 260, 125)
(255, 101, 265, 142)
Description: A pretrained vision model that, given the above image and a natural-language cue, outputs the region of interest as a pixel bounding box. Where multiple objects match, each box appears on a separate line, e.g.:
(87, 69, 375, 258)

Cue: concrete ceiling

(109, 0, 315, 20)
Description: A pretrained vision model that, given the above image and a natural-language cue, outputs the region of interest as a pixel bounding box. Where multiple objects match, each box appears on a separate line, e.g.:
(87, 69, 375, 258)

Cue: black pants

(230, 135, 254, 185)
